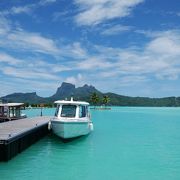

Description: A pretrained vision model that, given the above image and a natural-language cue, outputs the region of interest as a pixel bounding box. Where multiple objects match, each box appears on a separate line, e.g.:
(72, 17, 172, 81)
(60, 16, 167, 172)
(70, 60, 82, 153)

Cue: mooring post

(40, 104, 44, 116)
(40, 107, 42, 116)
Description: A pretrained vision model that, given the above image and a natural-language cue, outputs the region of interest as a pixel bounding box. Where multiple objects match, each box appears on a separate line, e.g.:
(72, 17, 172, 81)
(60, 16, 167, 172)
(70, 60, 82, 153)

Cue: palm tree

(90, 92, 99, 108)
(102, 95, 110, 107)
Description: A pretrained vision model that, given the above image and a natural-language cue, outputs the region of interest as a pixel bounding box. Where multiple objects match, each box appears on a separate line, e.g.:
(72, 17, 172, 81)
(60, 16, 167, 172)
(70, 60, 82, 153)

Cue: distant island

(1, 82, 180, 107)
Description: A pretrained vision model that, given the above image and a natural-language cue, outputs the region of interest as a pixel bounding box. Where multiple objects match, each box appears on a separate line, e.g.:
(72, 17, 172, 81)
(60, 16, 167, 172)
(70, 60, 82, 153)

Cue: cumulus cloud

(0, 53, 60, 81)
(0, 16, 60, 56)
(75, 0, 144, 26)
(1, 10, 180, 97)
(146, 31, 180, 56)
(1, 29, 180, 97)
(65, 74, 84, 86)
(70, 30, 180, 85)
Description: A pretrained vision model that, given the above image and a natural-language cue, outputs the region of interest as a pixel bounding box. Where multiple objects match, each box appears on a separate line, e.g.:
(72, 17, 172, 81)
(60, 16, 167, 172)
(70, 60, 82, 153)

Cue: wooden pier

(0, 116, 52, 161)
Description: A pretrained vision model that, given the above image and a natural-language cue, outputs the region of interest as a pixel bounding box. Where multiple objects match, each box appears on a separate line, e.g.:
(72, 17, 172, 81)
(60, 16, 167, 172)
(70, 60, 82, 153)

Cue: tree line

(90, 92, 110, 107)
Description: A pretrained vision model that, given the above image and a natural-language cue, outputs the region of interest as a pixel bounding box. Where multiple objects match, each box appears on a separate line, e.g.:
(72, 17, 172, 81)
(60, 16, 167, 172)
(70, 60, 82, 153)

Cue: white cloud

(0, 78, 59, 97)
(177, 12, 180, 17)
(0, 16, 92, 59)
(52, 10, 70, 22)
(0, 0, 57, 16)
(118, 75, 148, 86)
(0, 53, 22, 65)
(0, 16, 11, 35)
(71, 30, 180, 85)
(0, 52, 60, 82)
(65, 73, 84, 86)
(146, 31, 180, 56)
(51, 65, 71, 73)
(75, 0, 144, 26)
(2, 66, 59, 80)
(0, 16, 60, 56)
(0, 80, 19, 97)
(11, 6, 32, 15)
(1, 9, 180, 97)
(64, 42, 88, 59)
(39, 0, 57, 6)
(101, 24, 132, 35)
(76, 57, 113, 70)
(1, 21, 179, 94)
(7, 30, 60, 55)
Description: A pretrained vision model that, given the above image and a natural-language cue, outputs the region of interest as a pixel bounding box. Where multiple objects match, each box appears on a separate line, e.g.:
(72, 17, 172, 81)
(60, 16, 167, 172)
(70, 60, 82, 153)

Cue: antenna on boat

(70, 93, 74, 101)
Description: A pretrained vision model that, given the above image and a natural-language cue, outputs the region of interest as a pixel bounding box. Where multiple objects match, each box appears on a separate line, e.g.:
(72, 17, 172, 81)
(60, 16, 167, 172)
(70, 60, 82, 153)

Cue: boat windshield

(61, 105, 76, 118)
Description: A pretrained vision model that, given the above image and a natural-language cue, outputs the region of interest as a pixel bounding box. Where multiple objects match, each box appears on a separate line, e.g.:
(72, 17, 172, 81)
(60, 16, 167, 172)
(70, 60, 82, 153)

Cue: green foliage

(102, 95, 110, 106)
(90, 93, 99, 106)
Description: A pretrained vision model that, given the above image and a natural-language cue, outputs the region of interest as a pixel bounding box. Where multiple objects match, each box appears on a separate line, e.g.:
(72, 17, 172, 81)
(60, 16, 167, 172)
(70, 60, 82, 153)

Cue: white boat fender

(48, 121, 51, 130)
(89, 122, 94, 131)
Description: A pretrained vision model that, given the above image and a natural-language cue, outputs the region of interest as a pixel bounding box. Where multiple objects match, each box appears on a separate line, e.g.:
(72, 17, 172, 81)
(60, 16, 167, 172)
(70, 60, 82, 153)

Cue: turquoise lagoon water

(1, 107, 180, 180)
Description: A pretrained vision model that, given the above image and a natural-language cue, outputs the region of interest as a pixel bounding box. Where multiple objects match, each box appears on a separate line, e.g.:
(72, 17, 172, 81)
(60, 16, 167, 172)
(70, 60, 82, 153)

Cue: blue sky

(0, 0, 180, 97)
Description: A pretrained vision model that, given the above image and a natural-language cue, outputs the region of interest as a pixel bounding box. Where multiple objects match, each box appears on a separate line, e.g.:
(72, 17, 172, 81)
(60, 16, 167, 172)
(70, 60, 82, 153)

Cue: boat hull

(51, 120, 93, 139)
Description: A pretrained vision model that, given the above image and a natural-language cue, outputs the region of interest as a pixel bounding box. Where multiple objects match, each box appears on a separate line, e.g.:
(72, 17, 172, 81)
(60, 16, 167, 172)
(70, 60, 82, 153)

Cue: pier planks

(0, 116, 52, 161)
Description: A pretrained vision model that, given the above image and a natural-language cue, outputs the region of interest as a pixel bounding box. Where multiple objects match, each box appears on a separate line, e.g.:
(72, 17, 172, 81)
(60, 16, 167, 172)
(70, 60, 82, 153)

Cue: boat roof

(54, 100, 89, 106)
(0, 103, 24, 107)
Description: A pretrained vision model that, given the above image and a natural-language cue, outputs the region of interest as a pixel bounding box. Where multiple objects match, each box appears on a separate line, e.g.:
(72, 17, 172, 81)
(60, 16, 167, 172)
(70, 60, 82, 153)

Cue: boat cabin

(54, 100, 89, 119)
(0, 103, 26, 122)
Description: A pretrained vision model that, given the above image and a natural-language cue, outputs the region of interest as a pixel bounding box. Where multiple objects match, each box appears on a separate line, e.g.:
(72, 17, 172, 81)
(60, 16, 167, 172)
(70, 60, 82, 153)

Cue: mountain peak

(52, 82, 76, 99)
(50, 82, 100, 100)
(61, 82, 75, 88)
(83, 84, 89, 88)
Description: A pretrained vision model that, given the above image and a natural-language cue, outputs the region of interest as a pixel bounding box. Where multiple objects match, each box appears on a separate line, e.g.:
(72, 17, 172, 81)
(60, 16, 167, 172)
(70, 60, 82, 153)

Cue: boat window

(55, 105, 60, 117)
(61, 105, 76, 118)
(79, 106, 87, 118)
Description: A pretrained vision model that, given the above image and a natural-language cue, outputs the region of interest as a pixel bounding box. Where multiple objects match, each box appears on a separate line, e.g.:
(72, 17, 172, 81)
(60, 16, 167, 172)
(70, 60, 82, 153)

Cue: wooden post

(40, 104, 44, 116)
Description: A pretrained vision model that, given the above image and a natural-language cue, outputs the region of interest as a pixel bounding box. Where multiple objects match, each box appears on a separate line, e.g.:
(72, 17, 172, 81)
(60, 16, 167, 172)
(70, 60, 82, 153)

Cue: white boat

(51, 98, 93, 139)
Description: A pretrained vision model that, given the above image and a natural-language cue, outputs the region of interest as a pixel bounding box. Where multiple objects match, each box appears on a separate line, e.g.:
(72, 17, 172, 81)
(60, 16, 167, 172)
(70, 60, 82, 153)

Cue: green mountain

(0, 92, 46, 104)
(1, 82, 180, 107)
